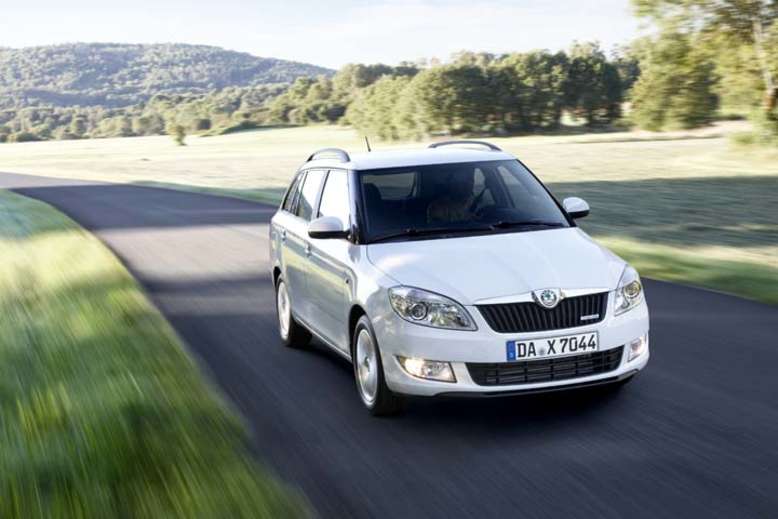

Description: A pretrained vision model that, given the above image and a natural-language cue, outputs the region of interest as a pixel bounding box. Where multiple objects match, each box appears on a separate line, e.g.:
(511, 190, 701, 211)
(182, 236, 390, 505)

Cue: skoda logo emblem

(533, 288, 562, 309)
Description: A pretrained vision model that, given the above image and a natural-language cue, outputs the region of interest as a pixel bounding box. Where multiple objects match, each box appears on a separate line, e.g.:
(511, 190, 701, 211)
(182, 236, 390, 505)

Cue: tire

(352, 316, 405, 416)
(275, 277, 311, 348)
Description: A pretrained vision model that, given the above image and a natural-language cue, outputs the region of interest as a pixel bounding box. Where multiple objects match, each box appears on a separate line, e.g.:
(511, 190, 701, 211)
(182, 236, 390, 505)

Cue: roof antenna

(364, 136, 372, 152)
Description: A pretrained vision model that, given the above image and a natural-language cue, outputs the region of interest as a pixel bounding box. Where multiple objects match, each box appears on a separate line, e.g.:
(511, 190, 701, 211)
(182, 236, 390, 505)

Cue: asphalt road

(3, 172, 777, 518)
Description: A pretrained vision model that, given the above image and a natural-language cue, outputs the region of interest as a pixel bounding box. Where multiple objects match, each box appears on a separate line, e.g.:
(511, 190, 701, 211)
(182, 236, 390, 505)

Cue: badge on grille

(533, 288, 562, 309)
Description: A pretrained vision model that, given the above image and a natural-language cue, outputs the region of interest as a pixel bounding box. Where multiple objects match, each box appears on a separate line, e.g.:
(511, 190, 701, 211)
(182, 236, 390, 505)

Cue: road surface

(2, 172, 777, 518)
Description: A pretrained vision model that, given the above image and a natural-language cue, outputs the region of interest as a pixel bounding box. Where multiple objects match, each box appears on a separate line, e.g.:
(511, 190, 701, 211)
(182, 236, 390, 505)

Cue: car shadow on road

(303, 332, 633, 435)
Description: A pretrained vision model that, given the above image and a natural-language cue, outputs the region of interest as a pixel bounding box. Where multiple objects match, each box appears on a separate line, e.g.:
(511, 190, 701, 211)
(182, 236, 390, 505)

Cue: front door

(306, 169, 353, 352)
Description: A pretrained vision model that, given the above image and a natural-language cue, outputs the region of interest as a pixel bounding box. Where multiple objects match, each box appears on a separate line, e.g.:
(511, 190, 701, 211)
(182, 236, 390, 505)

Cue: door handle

(304, 243, 312, 256)
(280, 229, 287, 242)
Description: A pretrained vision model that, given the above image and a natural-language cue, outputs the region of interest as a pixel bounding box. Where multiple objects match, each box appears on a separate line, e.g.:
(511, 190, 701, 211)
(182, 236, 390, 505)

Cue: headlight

(388, 286, 476, 330)
(614, 265, 643, 315)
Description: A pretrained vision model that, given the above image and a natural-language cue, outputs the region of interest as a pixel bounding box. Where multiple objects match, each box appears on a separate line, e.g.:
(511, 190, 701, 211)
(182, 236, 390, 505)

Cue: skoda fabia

(270, 141, 649, 415)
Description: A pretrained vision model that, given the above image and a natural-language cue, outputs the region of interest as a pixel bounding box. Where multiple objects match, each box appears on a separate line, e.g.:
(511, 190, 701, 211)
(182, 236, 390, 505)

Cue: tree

(564, 42, 624, 126)
(611, 44, 642, 93)
(633, 0, 778, 136)
(166, 122, 187, 146)
(347, 76, 413, 140)
(70, 117, 88, 137)
(332, 64, 397, 92)
(630, 29, 719, 130)
(8, 131, 41, 143)
(494, 51, 570, 130)
(407, 65, 492, 134)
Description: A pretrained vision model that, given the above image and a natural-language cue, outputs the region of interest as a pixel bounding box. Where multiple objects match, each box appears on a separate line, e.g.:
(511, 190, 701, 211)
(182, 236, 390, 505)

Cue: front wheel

(352, 316, 404, 416)
(275, 277, 311, 348)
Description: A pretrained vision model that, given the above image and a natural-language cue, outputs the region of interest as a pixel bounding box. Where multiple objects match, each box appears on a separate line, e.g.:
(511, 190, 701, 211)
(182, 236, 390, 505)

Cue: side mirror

(563, 197, 590, 219)
(308, 216, 349, 239)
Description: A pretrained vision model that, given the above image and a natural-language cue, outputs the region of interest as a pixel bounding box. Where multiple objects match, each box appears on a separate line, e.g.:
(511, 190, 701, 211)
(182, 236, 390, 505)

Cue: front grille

(467, 347, 624, 386)
(477, 292, 608, 333)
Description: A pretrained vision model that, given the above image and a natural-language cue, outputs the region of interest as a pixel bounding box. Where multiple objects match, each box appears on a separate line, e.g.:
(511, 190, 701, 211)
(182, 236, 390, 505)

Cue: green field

(1, 121, 777, 304)
(0, 191, 306, 517)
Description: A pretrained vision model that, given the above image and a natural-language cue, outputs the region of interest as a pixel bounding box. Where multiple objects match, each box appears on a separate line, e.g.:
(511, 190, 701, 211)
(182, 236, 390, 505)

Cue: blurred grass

(1, 121, 776, 305)
(599, 237, 778, 305)
(0, 191, 307, 518)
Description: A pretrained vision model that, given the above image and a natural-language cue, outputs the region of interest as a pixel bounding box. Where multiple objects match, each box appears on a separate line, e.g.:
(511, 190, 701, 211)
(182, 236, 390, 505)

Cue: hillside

(0, 43, 332, 109)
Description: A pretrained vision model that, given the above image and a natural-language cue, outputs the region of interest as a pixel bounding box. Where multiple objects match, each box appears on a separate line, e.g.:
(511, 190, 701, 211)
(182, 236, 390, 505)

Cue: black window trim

(294, 168, 328, 222)
(282, 171, 305, 215)
(316, 169, 351, 220)
(291, 166, 362, 243)
(289, 158, 571, 244)
(313, 169, 357, 243)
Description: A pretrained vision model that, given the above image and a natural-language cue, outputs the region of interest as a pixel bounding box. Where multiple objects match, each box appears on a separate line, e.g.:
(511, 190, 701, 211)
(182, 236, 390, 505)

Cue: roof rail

(428, 140, 502, 151)
(307, 148, 351, 163)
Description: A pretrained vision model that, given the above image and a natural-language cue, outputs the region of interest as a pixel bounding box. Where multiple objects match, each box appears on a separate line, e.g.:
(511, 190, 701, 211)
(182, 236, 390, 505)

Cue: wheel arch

(348, 304, 368, 354)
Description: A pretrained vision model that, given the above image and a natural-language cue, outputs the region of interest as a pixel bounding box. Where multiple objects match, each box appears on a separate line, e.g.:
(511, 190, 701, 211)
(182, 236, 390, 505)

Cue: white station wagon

(270, 141, 649, 415)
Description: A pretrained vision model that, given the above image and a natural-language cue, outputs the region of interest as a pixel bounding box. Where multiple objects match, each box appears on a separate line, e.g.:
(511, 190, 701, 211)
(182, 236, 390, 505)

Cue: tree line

(0, 85, 284, 142)
(268, 0, 777, 143)
(269, 44, 632, 140)
(2, 1, 776, 145)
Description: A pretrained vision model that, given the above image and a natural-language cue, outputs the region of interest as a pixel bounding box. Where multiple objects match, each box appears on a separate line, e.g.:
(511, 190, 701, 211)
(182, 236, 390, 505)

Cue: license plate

(506, 332, 599, 361)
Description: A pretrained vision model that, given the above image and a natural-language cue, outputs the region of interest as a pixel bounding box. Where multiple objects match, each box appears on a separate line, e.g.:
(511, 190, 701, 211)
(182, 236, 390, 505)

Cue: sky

(1, 0, 642, 68)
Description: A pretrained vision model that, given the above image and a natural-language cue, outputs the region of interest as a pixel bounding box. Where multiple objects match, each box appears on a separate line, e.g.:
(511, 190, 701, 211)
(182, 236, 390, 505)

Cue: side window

(318, 170, 351, 225)
(282, 173, 303, 213)
(295, 169, 326, 221)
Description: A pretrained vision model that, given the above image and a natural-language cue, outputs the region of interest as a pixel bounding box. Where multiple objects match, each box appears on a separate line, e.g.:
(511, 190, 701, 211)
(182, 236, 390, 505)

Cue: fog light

(398, 357, 456, 382)
(628, 334, 649, 361)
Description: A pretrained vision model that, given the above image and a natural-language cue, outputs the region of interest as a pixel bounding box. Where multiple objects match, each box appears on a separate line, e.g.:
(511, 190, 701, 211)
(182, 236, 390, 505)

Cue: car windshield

(358, 160, 569, 242)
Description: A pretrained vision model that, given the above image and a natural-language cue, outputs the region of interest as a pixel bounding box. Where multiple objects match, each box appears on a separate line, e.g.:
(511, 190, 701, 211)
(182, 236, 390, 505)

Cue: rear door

(272, 171, 302, 283)
(284, 169, 326, 324)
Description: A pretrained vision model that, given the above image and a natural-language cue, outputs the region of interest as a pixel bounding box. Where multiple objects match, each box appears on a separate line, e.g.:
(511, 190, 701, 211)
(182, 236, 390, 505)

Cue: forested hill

(0, 43, 332, 109)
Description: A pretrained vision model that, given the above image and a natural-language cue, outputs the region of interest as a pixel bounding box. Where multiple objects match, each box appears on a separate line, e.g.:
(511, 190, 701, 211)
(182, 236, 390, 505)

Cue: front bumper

(373, 292, 649, 397)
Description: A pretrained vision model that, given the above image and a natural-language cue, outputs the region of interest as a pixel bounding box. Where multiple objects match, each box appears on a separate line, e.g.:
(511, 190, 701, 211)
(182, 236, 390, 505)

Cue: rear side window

(295, 169, 326, 221)
(318, 170, 351, 225)
(282, 174, 303, 213)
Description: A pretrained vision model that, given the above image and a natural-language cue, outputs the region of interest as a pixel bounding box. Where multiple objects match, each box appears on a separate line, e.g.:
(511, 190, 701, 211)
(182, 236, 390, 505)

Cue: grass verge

(0, 190, 307, 518)
(602, 237, 778, 305)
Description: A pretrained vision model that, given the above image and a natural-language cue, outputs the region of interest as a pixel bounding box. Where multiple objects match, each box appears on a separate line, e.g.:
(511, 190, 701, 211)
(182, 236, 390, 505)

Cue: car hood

(366, 228, 625, 305)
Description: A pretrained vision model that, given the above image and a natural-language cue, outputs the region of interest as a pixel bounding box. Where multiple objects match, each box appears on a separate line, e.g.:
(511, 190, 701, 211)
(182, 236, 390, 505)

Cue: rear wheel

(352, 316, 404, 416)
(275, 277, 311, 348)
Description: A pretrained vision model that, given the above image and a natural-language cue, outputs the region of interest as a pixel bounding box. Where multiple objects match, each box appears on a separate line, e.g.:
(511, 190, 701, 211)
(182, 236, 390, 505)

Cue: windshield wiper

(488, 220, 566, 230)
(370, 226, 491, 243)
(370, 221, 565, 243)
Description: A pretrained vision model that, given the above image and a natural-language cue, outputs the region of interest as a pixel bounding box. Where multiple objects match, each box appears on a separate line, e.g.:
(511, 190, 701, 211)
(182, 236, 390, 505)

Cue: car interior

(359, 161, 556, 236)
